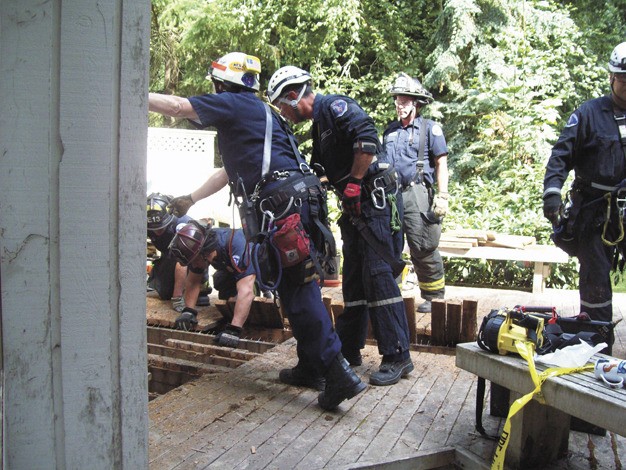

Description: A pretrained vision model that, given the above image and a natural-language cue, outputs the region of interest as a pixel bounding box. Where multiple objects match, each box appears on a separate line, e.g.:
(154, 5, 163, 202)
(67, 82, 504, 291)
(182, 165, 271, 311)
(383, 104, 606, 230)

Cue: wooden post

(446, 301, 462, 345)
(461, 299, 478, 342)
(322, 295, 334, 324)
(404, 296, 417, 344)
(214, 299, 234, 322)
(431, 299, 446, 345)
(331, 301, 344, 327)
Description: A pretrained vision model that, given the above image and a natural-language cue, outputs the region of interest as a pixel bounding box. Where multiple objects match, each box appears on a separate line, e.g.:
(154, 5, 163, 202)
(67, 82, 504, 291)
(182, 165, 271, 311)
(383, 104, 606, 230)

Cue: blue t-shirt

(188, 91, 299, 195)
(210, 228, 254, 280)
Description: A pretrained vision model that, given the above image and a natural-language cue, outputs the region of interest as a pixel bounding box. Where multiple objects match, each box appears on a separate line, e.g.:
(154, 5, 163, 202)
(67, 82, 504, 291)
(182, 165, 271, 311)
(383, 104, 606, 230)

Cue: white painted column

(0, 1, 150, 468)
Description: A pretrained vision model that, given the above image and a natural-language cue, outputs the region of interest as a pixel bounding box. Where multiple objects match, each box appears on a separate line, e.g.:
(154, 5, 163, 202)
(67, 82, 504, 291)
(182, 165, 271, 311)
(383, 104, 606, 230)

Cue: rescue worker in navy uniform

(543, 42, 626, 323)
(147, 192, 200, 312)
(267, 66, 413, 386)
(383, 73, 449, 314)
(148, 52, 365, 410)
(168, 222, 255, 348)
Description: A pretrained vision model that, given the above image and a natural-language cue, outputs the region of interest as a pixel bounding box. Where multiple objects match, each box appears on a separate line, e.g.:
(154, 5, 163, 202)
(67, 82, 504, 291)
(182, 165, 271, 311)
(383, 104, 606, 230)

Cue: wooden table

(455, 342, 626, 468)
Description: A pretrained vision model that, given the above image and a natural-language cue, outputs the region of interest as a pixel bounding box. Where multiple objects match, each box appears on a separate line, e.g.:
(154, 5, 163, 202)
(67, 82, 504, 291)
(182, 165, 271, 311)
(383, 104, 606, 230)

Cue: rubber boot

(318, 353, 367, 410)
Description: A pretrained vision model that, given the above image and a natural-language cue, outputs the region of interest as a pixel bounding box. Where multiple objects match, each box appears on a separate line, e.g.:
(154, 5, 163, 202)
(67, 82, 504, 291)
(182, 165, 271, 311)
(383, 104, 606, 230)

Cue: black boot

(279, 364, 325, 391)
(342, 348, 363, 366)
(318, 353, 367, 410)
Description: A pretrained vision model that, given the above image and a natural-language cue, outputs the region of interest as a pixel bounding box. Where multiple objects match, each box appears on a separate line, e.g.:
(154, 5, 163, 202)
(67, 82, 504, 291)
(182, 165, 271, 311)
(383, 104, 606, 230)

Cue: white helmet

(267, 66, 311, 103)
(609, 42, 626, 73)
(389, 72, 433, 105)
(206, 52, 261, 92)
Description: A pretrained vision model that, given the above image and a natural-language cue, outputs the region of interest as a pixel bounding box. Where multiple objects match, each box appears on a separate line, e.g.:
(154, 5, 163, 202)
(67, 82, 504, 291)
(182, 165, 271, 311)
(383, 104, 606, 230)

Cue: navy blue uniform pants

(576, 206, 617, 322)
(335, 197, 410, 359)
(275, 200, 342, 374)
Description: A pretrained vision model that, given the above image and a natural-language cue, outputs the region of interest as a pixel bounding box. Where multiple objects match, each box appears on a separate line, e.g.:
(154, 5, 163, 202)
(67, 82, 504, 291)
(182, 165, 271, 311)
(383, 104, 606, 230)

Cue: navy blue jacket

(544, 96, 626, 197)
(311, 94, 382, 191)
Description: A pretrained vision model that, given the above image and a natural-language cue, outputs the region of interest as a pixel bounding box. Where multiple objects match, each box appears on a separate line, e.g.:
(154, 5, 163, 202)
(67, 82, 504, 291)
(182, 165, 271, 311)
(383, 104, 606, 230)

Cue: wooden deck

(148, 286, 626, 469)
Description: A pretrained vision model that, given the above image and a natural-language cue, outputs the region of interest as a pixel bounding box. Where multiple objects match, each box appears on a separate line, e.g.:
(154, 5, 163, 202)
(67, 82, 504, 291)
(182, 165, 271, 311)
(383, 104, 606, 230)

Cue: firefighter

(168, 222, 254, 347)
(148, 52, 365, 410)
(146, 192, 204, 312)
(543, 42, 626, 323)
(383, 73, 449, 314)
(267, 66, 413, 386)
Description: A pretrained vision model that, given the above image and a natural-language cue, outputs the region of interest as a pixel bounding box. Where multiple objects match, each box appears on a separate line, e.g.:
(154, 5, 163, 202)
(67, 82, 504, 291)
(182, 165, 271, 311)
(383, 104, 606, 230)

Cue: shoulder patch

(565, 113, 579, 128)
(432, 124, 443, 136)
(330, 99, 348, 117)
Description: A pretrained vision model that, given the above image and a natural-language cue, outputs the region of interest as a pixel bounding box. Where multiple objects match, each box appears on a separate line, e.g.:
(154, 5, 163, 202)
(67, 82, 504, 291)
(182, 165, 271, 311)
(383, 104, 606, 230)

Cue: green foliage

(149, 0, 615, 289)
(428, 0, 605, 288)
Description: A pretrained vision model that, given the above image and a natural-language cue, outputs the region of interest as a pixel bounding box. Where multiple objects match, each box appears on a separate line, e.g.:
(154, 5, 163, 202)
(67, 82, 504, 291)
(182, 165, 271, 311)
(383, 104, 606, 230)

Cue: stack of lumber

(440, 229, 536, 250)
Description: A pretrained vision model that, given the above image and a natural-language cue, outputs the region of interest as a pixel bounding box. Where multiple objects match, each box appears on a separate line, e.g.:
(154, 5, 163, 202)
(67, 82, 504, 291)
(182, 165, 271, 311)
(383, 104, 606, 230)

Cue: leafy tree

(149, 0, 614, 290)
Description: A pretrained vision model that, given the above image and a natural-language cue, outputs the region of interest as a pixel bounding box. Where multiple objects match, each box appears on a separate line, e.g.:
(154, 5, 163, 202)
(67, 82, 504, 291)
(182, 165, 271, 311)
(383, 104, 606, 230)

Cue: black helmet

(168, 221, 207, 266)
(203, 228, 220, 254)
(147, 193, 173, 231)
(389, 72, 434, 105)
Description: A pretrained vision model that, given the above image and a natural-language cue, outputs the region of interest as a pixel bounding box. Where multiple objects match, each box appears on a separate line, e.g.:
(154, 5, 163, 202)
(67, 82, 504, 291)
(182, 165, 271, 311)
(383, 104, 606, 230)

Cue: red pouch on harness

(272, 213, 311, 267)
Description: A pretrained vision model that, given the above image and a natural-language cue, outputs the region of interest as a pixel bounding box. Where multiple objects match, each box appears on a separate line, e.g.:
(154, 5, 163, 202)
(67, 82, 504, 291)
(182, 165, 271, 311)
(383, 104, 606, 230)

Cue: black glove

(543, 194, 562, 223)
(168, 194, 194, 217)
(341, 177, 362, 218)
(215, 323, 242, 348)
(175, 307, 198, 331)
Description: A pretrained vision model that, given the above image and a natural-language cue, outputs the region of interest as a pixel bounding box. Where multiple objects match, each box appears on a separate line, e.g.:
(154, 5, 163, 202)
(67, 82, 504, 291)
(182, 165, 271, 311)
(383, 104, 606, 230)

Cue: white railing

(147, 127, 237, 227)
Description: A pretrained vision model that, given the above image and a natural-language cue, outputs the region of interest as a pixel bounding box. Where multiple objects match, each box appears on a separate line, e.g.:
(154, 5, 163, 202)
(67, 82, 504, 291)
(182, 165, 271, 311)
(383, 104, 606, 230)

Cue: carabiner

(616, 188, 626, 219)
(371, 187, 386, 209)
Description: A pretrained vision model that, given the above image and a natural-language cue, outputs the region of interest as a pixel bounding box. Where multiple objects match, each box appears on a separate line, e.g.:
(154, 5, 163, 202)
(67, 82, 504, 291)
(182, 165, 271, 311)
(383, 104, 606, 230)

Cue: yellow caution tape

(490, 341, 593, 470)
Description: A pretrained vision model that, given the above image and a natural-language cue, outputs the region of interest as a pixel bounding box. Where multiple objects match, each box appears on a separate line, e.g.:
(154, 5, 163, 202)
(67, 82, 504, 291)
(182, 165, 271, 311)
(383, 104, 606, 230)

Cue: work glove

(175, 307, 198, 331)
(168, 194, 194, 217)
(215, 323, 243, 348)
(433, 192, 449, 218)
(543, 194, 562, 224)
(341, 177, 362, 218)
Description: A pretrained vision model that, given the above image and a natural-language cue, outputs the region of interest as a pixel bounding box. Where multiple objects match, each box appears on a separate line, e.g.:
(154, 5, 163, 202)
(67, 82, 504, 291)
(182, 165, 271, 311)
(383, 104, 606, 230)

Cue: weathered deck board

(149, 287, 626, 469)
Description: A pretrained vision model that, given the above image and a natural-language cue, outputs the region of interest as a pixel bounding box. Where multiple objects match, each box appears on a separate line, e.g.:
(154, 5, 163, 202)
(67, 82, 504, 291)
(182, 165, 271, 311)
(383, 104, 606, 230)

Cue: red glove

(342, 178, 362, 217)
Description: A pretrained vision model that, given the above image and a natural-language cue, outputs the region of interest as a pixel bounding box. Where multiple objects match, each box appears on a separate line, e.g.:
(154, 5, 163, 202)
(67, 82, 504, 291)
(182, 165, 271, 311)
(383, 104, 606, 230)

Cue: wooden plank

(438, 245, 568, 263)
(484, 234, 536, 249)
(164, 339, 261, 361)
(439, 240, 476, 250)
(147, 343, 248, 368)
(445, 229, 491, 241)
(147, 326, 277, 354)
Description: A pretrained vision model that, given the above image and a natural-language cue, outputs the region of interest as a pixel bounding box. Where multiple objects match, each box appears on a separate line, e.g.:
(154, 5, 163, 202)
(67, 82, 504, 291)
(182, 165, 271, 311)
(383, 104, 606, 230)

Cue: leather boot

(318, 353, 367, 410)
(279, 364, 325, 391)
(342, 348, 362, 366)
